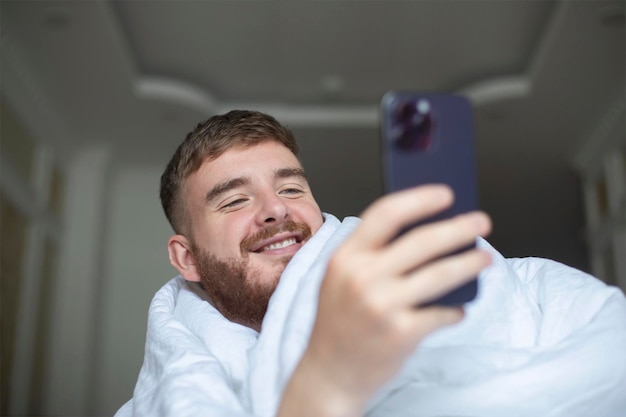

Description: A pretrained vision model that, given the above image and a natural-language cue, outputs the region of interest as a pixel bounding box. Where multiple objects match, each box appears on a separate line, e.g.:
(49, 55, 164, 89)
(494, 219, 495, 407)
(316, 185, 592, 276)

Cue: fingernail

(472, 212, 490, 231)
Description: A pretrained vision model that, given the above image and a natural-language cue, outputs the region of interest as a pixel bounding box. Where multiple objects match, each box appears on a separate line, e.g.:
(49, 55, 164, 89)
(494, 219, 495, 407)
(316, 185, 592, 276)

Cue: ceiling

(1, 0, 624, 271)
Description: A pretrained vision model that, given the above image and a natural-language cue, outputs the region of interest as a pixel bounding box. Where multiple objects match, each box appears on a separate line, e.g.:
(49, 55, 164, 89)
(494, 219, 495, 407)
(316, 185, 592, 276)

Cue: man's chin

(250, 250, 294, 264)
(259, 254, 294, 276)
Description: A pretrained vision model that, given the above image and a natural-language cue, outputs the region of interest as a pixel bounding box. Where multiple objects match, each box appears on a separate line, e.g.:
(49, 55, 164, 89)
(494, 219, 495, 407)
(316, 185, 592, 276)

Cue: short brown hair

(160, 110, 299, 234)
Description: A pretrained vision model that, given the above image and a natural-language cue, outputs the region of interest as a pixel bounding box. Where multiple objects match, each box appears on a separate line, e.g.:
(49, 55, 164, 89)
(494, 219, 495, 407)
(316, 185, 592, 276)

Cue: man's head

(161, 110, 324, 330)
(161, 110, 301, 235)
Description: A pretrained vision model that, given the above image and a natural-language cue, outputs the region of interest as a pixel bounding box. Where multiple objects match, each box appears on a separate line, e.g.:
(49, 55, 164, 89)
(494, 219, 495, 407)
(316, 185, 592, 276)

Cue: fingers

(383, 304, 466, 347)
(394, 248, 492, 307)
(350, 184, 453, 250)
(380, 210, 492, 275)
(339, 183, 493, 310)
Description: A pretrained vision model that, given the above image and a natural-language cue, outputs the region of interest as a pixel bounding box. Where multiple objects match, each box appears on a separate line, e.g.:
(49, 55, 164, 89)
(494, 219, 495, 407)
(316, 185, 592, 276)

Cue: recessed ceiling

(1, 0, 624, 270)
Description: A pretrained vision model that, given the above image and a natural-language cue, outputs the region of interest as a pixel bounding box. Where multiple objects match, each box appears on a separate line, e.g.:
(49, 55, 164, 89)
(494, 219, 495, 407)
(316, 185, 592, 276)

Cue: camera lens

(392, 99, 434, 151)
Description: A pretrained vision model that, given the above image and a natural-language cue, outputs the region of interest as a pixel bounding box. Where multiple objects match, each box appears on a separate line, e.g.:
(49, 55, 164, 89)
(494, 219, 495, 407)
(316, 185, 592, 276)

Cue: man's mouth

(241, 220, 313, 256)
(261, 237, 297, 252)
(248, 233, 302, 254)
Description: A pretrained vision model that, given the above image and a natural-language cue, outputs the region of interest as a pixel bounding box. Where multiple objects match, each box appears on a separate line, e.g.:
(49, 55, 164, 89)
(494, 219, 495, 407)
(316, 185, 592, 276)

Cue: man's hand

(278, 185, 492, 417)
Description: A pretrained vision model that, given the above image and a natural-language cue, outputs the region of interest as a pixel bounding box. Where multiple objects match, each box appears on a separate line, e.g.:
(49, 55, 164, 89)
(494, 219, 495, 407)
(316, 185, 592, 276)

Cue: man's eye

(222, 198, 247, 209)
(280, 188, 303, 195)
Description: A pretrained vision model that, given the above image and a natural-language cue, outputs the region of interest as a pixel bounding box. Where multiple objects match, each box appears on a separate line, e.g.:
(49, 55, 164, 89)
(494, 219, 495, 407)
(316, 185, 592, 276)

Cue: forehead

(186, 141, 302, 190)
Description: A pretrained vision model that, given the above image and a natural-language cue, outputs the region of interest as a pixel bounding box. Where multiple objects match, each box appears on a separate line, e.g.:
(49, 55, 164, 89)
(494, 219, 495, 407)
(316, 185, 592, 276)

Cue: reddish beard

(191, 220, 312, 331)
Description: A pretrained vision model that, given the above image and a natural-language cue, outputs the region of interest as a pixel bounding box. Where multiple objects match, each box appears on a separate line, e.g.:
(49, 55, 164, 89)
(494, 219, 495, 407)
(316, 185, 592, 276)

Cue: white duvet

(116, 214, 626, 417)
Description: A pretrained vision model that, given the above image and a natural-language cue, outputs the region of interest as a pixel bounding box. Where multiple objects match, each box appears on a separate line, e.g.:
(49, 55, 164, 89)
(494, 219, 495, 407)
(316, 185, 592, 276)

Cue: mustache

(240, 220, 312, 253)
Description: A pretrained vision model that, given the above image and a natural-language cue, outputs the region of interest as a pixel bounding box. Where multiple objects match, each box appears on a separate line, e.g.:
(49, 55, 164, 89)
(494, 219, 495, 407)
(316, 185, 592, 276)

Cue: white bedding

(116, 214, 626, 417)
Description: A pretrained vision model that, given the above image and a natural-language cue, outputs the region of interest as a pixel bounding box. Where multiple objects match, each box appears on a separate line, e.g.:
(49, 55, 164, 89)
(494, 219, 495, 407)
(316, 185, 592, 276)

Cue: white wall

(94, 164, 176, 415)
(39, 152, 174, 416)
(3, 44, 176, 412)
(43, 146, 113, 415)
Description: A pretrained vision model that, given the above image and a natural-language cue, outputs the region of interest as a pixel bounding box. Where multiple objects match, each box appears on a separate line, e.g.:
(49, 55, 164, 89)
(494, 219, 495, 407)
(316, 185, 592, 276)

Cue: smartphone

(380, 91, 479, 306)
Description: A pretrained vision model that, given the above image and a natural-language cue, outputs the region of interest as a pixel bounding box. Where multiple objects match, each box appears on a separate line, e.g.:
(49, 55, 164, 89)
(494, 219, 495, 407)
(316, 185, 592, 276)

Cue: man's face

(181, 140, 324, 328)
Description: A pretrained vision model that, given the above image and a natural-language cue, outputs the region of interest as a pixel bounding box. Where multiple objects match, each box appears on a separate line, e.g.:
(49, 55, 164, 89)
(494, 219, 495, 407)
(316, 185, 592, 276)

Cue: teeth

(263, 238, 296, 251)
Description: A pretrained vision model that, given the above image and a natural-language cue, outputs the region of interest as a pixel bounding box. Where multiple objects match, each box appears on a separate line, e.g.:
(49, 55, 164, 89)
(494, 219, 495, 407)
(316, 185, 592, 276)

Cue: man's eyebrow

(205, 177, 250, 205)
(276, 167, 308, 180)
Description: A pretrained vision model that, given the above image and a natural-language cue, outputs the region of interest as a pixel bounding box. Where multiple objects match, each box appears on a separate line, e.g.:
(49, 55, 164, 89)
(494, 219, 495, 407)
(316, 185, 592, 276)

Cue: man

(117, 110, 626, 417)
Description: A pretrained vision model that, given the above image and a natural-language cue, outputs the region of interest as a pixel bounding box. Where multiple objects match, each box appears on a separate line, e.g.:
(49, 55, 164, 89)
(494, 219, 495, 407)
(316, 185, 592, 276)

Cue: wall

(94, 164, 175, 415)
(1, 102, 64, 416)
(2, 36, 174, 413)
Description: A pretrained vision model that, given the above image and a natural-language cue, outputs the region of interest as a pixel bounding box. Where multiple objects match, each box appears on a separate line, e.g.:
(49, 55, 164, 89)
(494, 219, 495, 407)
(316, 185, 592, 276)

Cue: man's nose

(256, 193, 288, 224)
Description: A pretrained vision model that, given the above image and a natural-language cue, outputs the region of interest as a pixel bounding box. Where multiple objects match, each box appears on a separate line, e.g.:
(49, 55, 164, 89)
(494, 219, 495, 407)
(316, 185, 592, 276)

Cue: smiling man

(165, 136, 323, 330)
(117, 110, 626, 417)
(140, 110, 489, 415)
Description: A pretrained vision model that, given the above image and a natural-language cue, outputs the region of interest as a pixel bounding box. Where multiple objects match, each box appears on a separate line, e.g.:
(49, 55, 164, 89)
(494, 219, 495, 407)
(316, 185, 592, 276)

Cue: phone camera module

(392, 99, 434, 151)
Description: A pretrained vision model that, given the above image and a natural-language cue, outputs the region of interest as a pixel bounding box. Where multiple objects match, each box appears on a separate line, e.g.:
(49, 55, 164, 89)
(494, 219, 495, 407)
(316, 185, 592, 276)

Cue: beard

(191, 220, 312, 331)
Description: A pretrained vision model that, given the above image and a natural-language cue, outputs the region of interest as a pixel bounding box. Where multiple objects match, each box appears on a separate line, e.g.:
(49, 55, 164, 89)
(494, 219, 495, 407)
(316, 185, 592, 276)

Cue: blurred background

(1, 0, 624, 415)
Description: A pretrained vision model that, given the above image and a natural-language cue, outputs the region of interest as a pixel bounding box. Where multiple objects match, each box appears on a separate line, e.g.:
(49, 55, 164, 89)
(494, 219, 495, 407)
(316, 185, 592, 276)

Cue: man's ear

(168, 234, 201, 282)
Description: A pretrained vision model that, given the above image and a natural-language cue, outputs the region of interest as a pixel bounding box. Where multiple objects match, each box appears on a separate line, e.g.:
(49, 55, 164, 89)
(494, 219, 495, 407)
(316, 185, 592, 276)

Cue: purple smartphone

(380, 91, 479, 306)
